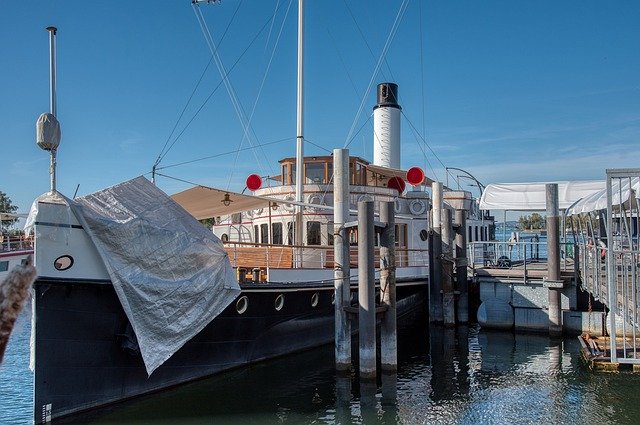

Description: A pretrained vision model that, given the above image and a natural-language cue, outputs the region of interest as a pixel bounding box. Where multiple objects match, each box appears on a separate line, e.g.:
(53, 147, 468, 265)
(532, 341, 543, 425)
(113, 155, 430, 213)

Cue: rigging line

(160, 4, 274, 164)
(193, 5, 268, 182)
(155, 57, 213, 166)
(344, 113, 373, 149)
(342, 0, 409, 149)
(403, 113, 439, 181)
(304, 139, 333, 154)
(265, 0, 281, 52)
(341, 0, 394, 82)
(400, 110, 448, 170)
(233, 0, 294, 179)
(157, 137, 294, 171)
(157, 0, 244, 166)
(326, 28, 359, 98)
(418, 0, 426, 140)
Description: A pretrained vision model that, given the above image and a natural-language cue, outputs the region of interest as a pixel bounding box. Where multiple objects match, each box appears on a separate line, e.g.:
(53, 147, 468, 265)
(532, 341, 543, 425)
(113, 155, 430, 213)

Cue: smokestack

(373, 83, 401, 169)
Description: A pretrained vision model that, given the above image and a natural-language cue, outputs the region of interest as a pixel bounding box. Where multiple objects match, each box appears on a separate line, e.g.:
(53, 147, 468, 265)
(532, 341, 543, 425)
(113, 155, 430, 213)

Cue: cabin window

(260, 223, 269, 244)
(282, 163, 290, 185)
(327, 222, 334, 246)
(349, 228, 358, 245)
(287, 222, 294, 245)
(307, 221, 321, 245)
(475, 226, 479, 242)
(221, 234, 229, 242)
(0, 261, 8, 272)
(254, 225, 259, 244)
(485, 227, 488, 241)
(272, 223, 283, 245)
(419, 229, 428, 241)
(305, 162, 325, 184)
(232, 213, 241, 224)
(395, 224, 407, 247)
(468, 226, 473, 242)
(291, 164, 297, 187)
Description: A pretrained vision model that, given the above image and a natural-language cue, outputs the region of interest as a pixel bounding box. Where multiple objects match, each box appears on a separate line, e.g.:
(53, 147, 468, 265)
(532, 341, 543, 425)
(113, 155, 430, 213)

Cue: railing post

(441, 208, 455, 326)
(454, 209, 468, 323)
(430, 182, 444, 323)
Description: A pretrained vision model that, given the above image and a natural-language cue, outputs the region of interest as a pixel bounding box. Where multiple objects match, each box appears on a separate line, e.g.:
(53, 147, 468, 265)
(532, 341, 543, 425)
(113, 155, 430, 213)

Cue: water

(3, 309, 640, 424)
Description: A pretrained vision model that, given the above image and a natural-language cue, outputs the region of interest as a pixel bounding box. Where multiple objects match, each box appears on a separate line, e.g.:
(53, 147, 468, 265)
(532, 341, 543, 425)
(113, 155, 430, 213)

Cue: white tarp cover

(479, 180, 605, 211)
(567, 177, 640, 215)
(70, 176, 240, 375)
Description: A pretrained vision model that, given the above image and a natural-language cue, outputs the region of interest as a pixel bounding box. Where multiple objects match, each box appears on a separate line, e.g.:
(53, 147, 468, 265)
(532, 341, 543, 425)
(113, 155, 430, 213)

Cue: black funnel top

(374, 82, 401, 110)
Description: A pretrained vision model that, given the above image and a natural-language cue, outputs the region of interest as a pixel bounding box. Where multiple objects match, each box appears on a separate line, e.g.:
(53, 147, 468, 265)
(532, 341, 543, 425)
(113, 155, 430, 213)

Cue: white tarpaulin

(479, 180, 605, 211)
(567, 177, 640, 215)
(70, 176, 240, 375)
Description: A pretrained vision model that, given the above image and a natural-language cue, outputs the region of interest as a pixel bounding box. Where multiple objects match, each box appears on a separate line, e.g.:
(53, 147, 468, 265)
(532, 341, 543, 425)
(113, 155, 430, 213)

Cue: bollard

(380, 201, 397, 372)
(358, 200, 376, 379)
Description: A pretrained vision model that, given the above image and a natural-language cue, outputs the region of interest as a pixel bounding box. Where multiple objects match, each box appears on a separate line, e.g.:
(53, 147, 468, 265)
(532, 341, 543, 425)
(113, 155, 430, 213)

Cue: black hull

(33, 278, 427, 423)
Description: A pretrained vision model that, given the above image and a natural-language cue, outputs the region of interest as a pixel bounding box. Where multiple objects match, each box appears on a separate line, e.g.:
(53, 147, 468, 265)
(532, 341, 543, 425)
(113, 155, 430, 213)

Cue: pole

(358, 200, 376, 379)
(430, 182, 443, 323)
(294, 0, 305, 252)
(380, 201, 396, 371)
(333, 149, 351, 371)
(455, 209, 468, 323)
(546, 183, 562, 336)
(46, 26, 58, 194)
(441, 208, 455, 326)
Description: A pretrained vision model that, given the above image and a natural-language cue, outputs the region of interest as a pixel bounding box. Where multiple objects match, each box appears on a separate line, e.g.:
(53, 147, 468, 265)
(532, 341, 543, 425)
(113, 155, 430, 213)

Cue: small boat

(0, 213, 32, 282)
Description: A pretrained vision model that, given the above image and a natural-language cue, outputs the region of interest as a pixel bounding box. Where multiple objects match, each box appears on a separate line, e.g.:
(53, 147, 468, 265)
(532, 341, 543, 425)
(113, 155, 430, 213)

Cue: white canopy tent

(566, 177, 640, 216)
(479, 181, 605, 211)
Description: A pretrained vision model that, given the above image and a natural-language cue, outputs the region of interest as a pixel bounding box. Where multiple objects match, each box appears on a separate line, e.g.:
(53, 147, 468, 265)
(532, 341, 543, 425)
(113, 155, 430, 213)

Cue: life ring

(307, 194, 325, 210)
(282, 195, 295, 212)
(409, 199, 426, 215)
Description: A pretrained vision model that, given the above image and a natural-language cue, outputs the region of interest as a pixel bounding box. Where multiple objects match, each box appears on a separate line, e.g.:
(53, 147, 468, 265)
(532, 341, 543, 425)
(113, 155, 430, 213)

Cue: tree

(0, 191, 18, 228)
(517, 213, 545, 230)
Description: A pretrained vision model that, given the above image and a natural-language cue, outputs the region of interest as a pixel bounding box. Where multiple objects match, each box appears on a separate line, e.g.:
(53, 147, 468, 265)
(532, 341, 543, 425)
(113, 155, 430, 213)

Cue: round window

(275, 294, 285, 311)
(419, 229, 429, 241)
(236, 296, 248, 314)
(311, 292, 319, 307)
(54, 255, 74, 271)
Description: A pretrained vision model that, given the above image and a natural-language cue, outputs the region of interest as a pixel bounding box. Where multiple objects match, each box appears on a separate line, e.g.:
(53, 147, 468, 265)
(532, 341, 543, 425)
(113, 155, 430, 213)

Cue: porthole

(236, 296, 248, 314)
(275, 294, 285, 311)
(419, 229, 429, 241)
(54, 255, 74, 271)
(311, 292, 319, 307)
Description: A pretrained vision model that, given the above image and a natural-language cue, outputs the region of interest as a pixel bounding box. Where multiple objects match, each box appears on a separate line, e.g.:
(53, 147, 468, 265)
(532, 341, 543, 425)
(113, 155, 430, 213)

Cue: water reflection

(6, 312, 640, 424)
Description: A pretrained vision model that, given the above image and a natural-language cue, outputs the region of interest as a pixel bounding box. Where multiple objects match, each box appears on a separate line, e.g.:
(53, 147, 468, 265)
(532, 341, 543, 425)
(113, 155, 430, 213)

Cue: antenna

(36, 26, 62, 194)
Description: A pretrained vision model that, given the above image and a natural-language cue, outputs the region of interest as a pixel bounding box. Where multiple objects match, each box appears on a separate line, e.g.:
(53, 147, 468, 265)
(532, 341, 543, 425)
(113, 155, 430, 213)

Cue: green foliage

(517, 213, 545, 230)
(0, 191, 18, 227)
(199, 218, 215, 230)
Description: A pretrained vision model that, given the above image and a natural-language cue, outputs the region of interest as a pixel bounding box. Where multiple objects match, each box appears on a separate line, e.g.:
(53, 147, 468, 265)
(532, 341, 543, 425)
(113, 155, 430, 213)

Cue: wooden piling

(333, 148, 351, 370)
(441, 208, 456, 326)
(546, 183, 562, 337)
(358, 200, 376, 379)
(380, 201, 397, 372)
(455, 209, 468, 324)
(430, 182, 444, 323)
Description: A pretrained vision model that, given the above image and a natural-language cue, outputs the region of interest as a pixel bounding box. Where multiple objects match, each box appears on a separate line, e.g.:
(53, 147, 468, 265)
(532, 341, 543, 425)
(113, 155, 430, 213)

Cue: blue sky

(2, 1, 639, 216)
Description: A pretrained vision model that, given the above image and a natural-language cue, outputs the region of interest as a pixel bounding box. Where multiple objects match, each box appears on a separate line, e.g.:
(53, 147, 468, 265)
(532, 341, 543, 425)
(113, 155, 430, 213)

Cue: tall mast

(295, 0, 305, 246)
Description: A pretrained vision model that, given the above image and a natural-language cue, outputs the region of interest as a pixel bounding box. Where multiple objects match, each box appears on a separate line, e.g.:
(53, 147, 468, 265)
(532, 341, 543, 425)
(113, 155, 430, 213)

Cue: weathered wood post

(430, 182, 443, 323)
(441, 208, 456, 326)
(546, 183, 563, 336)
(358, 200, 376, 379)
(333, 148, 351, 370)
(455, 209, 469, 323)
(380, 201, 396, 371)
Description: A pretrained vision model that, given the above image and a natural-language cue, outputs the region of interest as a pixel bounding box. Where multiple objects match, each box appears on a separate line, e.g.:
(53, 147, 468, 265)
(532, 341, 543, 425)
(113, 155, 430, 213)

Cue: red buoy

(406, 167, 425, 186)
(246, 174, 262, 191)
(387, 176, 406, 194)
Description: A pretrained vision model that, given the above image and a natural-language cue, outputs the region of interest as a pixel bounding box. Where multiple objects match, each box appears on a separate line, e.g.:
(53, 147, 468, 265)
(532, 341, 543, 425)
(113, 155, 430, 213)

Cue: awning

(171, 186, 338, 219)
(479, 180, 605, 211)
(566, 177, 640, 215)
